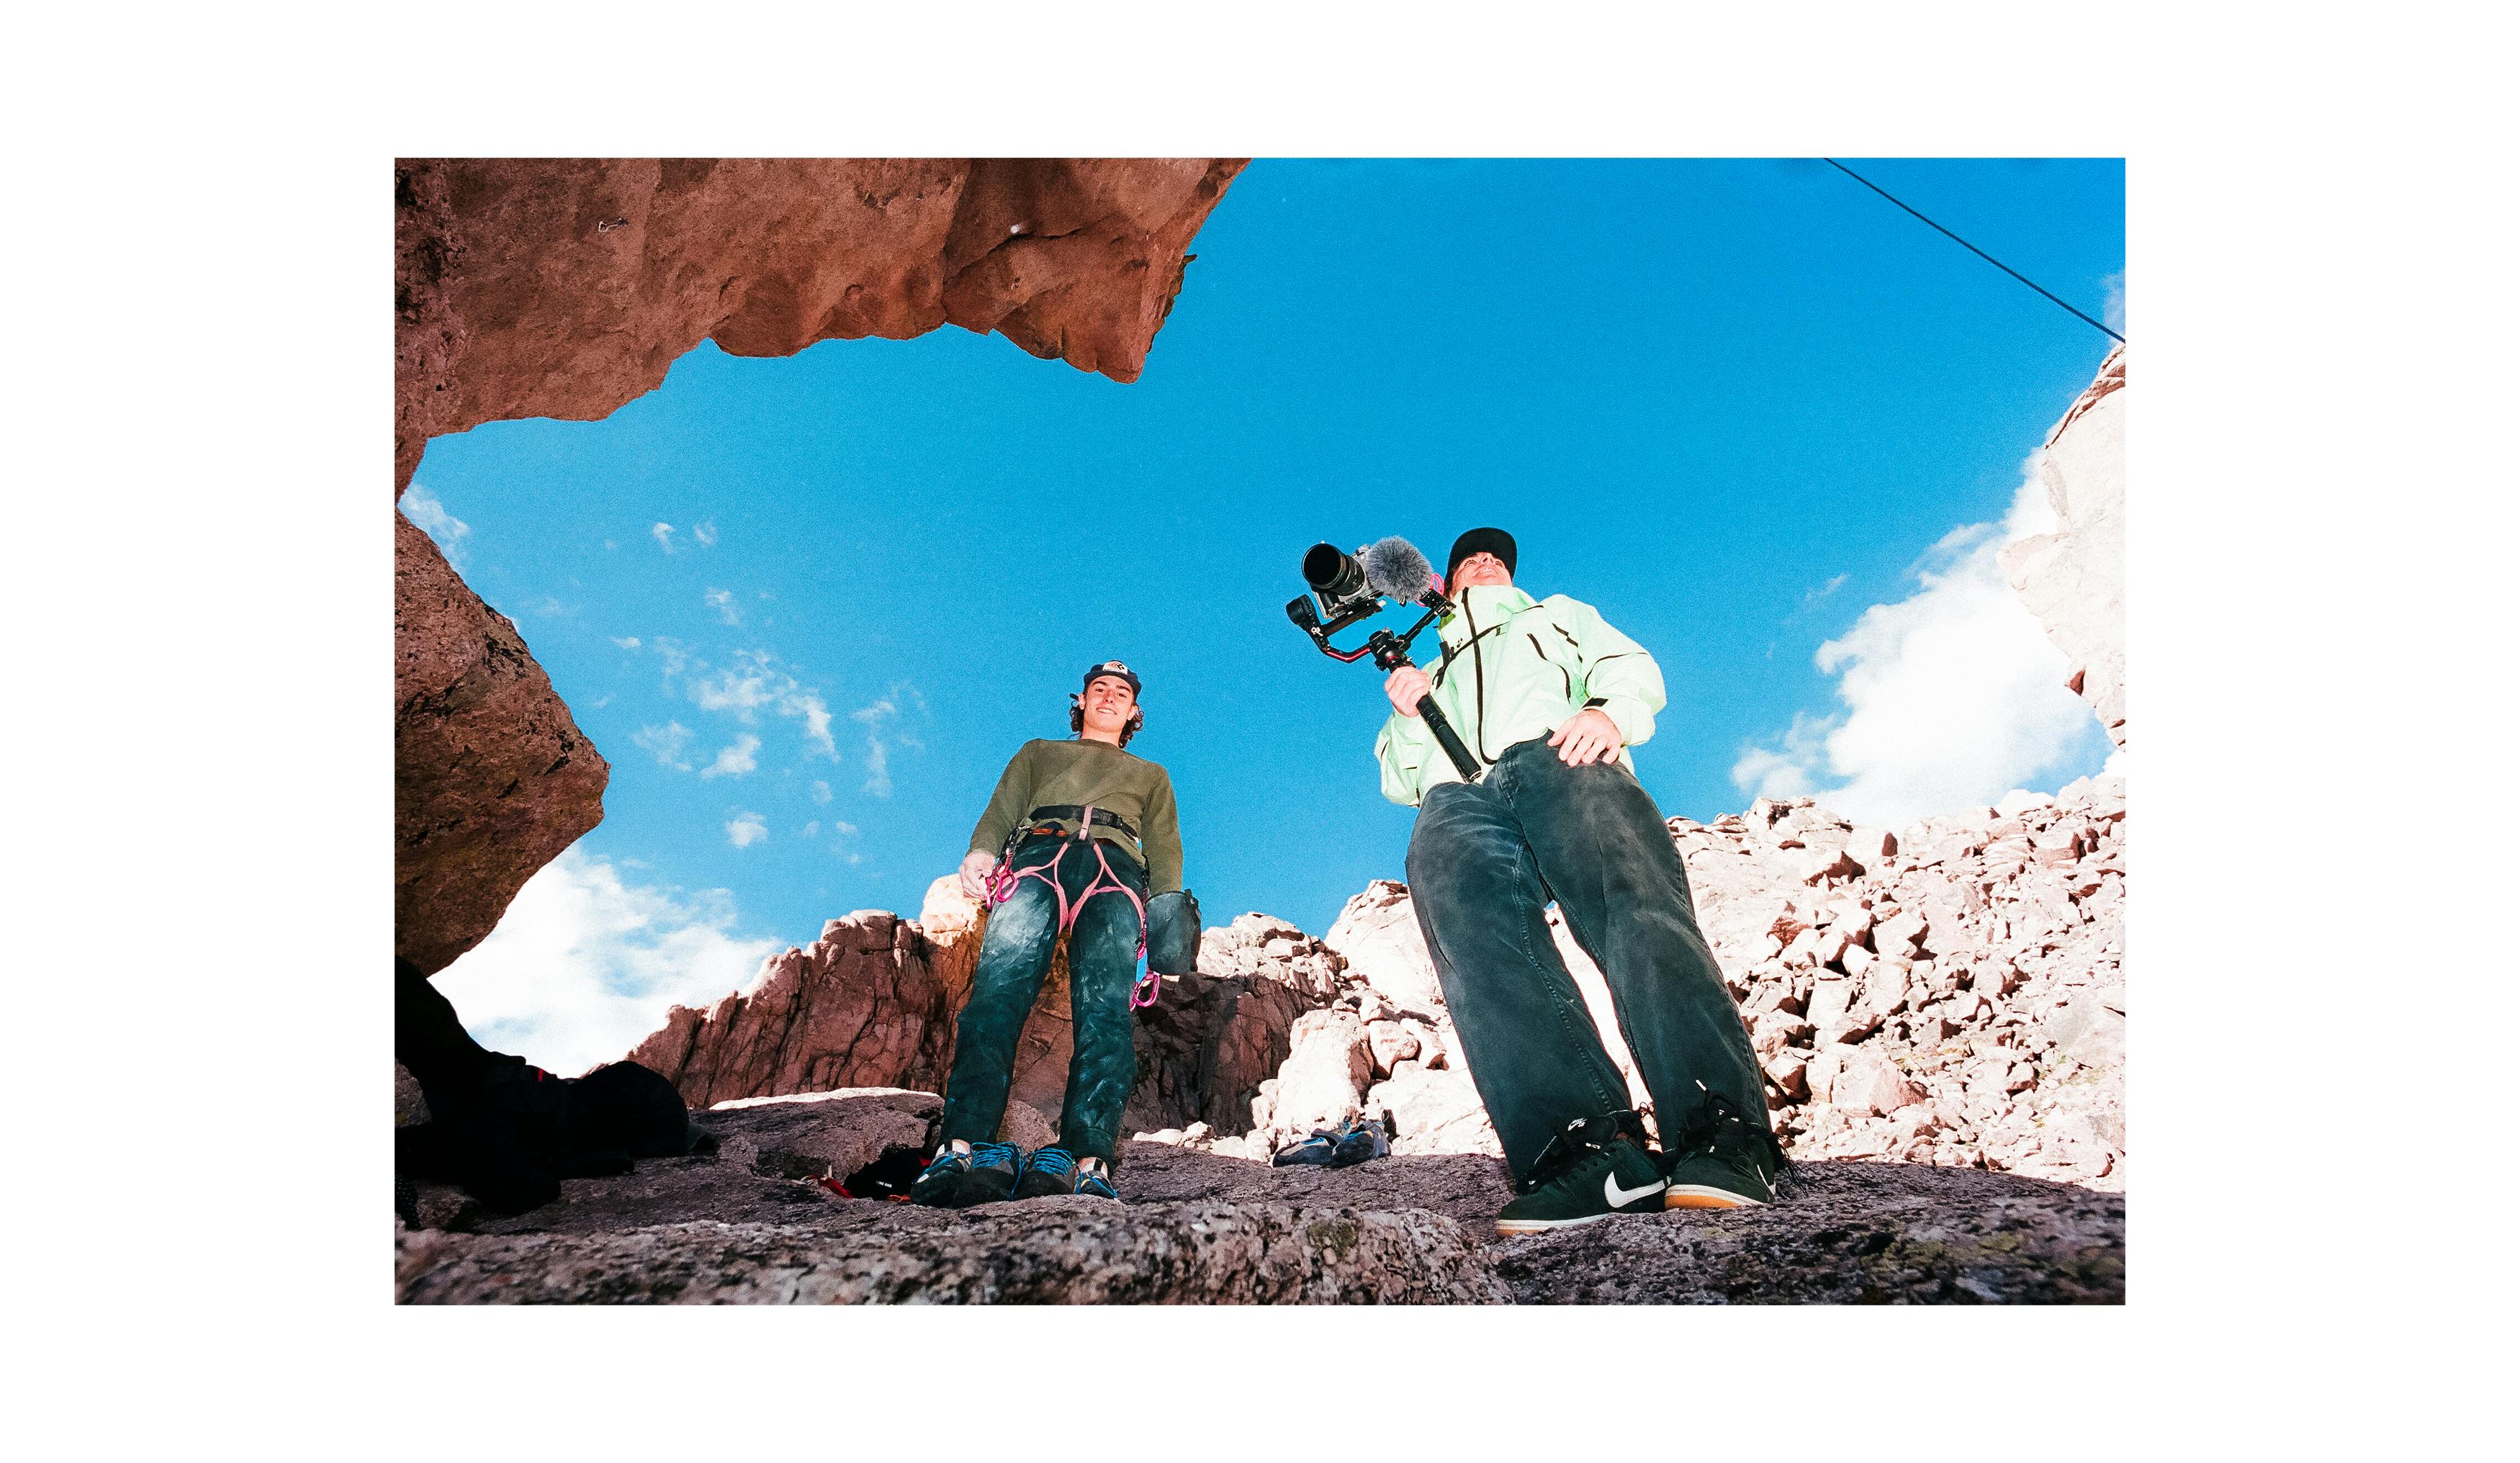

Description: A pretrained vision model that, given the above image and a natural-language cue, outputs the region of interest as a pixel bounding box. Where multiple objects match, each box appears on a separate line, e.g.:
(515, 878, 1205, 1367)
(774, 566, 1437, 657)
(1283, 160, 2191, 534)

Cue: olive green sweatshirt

(966, 738, 1185, 894)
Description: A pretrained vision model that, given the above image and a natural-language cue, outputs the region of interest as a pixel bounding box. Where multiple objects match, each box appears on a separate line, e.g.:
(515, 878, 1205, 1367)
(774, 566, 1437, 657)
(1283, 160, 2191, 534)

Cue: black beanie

(1446, 528, 1518, 585)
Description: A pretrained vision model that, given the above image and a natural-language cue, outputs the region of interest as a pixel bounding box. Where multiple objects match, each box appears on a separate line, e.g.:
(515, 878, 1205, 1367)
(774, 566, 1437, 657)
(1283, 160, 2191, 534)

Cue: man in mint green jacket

(1378, 528, 1781, 1235)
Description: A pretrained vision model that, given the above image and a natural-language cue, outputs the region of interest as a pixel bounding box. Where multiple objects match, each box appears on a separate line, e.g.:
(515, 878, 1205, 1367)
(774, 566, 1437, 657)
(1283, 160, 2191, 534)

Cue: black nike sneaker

(909, 1139, 1025, 1207)
(1662, 1089, 1783, 1209)
(1013, 1145, 1120, 1201)
(1493, 1111, 1670, 1236)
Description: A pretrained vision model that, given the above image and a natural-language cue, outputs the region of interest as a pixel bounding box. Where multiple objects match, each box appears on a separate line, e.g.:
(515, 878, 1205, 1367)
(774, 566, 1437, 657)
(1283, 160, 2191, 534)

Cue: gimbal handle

(1369, 631, 1482, 783)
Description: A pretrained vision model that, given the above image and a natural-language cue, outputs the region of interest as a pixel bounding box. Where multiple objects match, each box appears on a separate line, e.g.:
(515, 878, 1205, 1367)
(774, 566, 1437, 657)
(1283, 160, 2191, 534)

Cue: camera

(1284, 537, 1482, 782)
(1287, 542, 1383, 642)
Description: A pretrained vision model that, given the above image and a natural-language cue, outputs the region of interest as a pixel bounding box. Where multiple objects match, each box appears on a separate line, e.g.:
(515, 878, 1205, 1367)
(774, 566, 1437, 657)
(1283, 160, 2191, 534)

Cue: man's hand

(1548, 707, 1624, 766)
(958, 849, 997, 899)
(1385, 666, 1434, 718)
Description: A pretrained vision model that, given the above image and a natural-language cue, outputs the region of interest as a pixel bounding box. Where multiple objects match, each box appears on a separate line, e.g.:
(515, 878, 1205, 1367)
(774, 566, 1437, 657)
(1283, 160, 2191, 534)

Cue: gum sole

(1493, 1210, 1629, 1237)
(1665, 1187, 1765, 1209)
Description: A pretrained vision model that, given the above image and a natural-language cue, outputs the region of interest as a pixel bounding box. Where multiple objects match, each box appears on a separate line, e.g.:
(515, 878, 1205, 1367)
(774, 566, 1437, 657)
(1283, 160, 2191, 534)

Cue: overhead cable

(1822, 158, 2125, 344)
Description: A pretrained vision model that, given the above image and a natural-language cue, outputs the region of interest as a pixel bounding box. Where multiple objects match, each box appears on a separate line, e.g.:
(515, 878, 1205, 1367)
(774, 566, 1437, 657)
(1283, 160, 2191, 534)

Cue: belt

(1024, 805, 1139, 842)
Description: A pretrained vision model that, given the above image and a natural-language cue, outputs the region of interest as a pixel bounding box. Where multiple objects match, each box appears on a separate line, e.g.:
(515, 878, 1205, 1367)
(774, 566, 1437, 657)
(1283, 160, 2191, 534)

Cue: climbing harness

(984, 805, 1159, 1009)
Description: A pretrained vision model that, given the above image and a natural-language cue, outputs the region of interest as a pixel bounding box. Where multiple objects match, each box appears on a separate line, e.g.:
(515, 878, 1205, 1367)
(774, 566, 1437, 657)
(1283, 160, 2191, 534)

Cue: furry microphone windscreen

(1362, 536, 1436, 602)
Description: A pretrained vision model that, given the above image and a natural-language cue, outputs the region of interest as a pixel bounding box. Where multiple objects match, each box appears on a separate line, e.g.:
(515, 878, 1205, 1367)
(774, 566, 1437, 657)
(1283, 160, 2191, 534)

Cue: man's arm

(1567, 599, 1668, 749)
(966, 743, 1038, 859)
(1373, 682, 1437, 806)
(1140, 768, 1184, 895)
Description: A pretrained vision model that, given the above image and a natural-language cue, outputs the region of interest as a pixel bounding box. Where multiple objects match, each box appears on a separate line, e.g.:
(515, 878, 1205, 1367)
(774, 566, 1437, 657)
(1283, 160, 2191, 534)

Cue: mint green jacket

(1373, 585, 1667, 806)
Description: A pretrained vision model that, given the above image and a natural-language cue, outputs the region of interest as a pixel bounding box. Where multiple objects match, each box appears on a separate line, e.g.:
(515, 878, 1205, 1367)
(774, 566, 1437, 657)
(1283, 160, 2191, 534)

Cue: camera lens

(1302, 543, 1367, 600)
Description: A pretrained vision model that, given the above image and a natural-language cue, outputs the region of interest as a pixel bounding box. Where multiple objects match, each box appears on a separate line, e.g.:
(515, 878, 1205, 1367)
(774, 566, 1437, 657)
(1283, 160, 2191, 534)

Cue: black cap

(1080, 660, 1142, 697)
(1446, 528, 1518, 586)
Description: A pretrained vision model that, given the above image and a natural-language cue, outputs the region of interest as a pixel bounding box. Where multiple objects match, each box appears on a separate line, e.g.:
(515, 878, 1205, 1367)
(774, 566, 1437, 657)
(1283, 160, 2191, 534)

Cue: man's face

(1450, 551, 1513, 593)
(1081, 675, 1138, 733)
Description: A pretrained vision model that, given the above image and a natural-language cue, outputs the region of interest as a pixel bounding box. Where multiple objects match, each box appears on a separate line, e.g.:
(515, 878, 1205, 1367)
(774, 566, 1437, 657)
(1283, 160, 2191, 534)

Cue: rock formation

(2003, 343, 2126, 746)
(395, 158, 1246, 492)
(393, 158, 1244, 980)
(394, 512, 607, 975)
(627, 886, 1339, 1145)
(396, 1087, 2120, 1304)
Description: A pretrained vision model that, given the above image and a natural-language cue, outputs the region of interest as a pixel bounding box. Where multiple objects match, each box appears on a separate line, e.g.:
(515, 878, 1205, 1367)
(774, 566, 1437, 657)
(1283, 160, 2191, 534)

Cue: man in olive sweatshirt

(911, 661, 1186, 1207)
(1379, 529, 1782, 1235)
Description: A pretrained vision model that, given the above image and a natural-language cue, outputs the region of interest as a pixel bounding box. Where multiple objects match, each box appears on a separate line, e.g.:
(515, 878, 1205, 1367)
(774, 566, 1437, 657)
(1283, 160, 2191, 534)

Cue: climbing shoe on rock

(1328, 1112, 1393, 1169)
(909, 1140, 974, 1207)
(1662, 1092, 1782, 1208)
(1014, 1146, 1120, 1201)
(1493, 1111, 1668, 1236)
(1271, 1129, 1341, 1167)
(909, 1139, 1025, 1207)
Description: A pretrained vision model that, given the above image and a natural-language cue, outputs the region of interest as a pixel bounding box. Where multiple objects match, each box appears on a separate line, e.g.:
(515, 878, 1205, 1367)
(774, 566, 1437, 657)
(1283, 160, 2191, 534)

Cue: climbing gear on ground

(1272, 1129, 1341, 1167)
(1329, 1110, 1395, 1169)
(983, 815, 1157, 1009)
(1014, 1145, 1120, 1201)
(1661, 1084, 1782, 1209)
(1271, 1112, 1394, 1169)
(1493, 1109, 1668, 1236)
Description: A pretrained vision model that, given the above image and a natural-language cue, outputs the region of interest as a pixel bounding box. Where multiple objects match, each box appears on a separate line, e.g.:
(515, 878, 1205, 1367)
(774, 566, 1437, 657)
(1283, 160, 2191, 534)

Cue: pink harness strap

(985, 823, 1159, 1009)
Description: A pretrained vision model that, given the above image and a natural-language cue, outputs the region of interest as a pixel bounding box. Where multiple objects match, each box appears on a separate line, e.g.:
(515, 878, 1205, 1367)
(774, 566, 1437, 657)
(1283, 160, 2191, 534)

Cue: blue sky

(413, 158, 2123, 1071)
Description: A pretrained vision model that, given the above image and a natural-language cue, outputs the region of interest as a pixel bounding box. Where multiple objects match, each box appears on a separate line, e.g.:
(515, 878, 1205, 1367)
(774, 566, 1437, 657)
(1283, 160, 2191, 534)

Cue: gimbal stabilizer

(1287, 539, 1483, 783)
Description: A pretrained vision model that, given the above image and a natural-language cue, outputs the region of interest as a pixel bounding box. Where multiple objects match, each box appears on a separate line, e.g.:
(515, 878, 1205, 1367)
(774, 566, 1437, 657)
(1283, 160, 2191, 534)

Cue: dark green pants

(939, 832, 1145, 1162)
(1407, 737, 1772, 1181)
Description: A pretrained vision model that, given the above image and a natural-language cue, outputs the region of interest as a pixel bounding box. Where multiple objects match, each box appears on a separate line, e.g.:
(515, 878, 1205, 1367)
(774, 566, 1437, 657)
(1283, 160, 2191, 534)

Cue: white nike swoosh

(1604, 1172, 1668, 1207)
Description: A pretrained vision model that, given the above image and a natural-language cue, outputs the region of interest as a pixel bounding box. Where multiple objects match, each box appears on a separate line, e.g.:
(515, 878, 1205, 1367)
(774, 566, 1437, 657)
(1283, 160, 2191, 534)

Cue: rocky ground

(400, 780, 2126, 1304)
(396, 1089, 2121, 1304)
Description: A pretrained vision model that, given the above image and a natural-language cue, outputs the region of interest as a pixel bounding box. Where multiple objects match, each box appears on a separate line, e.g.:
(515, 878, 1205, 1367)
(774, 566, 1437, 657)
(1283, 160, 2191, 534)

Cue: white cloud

(652, 521, 677, 552)
(693, 520, 718, 547)
(699, 733, 760, 780)
(800, 819, 820, 838)
(1729, 454, 2107, 829)
(704, 588, 741, 626)
(2102, 270, 2126, 336)
(631, 721, 694, 771)
(810, 780, 832, 804)
(726, 811, 768, 847)
(431, 847, 781, 1077)
(402, 485, 472, 568)
(684, 648, 837, 759)
(612, 636, 642, 650)
(850, 684, 927, 798)
(1801, 573, 1848, 608)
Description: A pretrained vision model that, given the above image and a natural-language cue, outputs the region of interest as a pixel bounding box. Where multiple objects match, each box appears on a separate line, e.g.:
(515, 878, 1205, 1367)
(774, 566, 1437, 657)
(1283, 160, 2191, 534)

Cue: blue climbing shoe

(1014, 1145, 1120, 1200)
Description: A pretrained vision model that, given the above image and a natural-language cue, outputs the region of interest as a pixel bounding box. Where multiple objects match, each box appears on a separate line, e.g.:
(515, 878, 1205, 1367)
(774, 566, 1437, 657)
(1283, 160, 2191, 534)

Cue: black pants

(1406, 737, 1770, 1181)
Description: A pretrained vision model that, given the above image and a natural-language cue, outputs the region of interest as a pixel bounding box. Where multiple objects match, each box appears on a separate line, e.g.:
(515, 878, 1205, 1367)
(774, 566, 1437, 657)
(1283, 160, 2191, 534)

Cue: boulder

(1269, 1010, 1372, 1133)
(1322, 880, 1444, 1012)
(394, 510, 607, 976)
(1999, 343, 2126, 747)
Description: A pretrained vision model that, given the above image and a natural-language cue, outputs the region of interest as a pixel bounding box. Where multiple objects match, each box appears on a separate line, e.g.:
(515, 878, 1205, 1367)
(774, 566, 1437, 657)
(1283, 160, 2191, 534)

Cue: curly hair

(1069, 695, 1144, 748)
